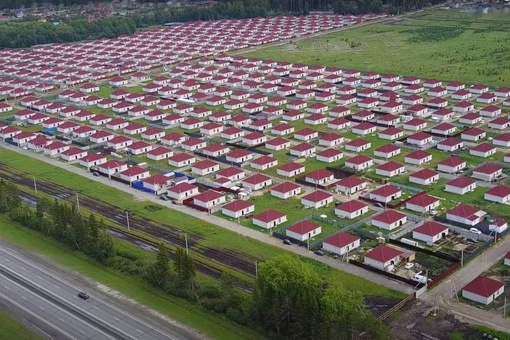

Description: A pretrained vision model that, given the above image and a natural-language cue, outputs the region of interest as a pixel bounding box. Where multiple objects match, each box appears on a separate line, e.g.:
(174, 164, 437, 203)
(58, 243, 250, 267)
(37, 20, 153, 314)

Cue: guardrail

(0, 264, 134, 340)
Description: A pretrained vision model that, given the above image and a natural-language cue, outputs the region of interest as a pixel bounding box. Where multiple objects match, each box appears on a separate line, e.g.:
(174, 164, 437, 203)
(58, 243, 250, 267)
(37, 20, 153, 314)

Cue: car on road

(283, 239, 292, 245)
(78, 292, 89, 300)
(92, 172, 100, 177)
(374, 203, 383, 208)
(469, 228, 482, 235)
(314, 250, 324, 256)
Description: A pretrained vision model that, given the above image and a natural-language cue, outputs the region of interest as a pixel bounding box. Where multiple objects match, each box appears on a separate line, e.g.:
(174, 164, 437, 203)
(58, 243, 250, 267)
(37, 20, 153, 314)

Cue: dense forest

(0, 0, 442, 48)
(0, 179, 394, 339)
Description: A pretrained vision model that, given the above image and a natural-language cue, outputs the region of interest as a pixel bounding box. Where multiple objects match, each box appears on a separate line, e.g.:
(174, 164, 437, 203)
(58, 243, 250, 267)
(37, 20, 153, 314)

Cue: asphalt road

(0, 240, 205, 340)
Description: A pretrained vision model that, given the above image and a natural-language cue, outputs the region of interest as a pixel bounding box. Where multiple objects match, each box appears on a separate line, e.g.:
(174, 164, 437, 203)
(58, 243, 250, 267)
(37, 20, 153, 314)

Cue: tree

(93, 218, 114, 263)
(147, 243, 172, 288)
(174, 247, 195, 289)
(254, 255, 322, 339)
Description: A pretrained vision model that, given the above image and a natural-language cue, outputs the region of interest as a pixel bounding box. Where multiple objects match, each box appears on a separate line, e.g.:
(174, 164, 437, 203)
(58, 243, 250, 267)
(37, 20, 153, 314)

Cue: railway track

(0, 164, 257, 291)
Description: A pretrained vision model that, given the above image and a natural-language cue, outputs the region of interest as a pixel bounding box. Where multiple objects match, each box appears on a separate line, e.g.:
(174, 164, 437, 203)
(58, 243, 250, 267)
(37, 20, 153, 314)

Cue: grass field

(0, 148, 404, 299)
(242, 9, 510, 86)
(0, 215, 261, 340)
(0, 308, 41, 340)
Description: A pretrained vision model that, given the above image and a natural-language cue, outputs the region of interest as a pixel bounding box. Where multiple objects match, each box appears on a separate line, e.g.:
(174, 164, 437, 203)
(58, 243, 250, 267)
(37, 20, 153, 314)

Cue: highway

(0, 240, 205, 340)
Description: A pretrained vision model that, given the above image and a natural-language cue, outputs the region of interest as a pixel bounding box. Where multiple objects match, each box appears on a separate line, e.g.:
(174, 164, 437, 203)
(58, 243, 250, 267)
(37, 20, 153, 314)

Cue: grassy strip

(0, 215, 262, 340)
(0, 308, 41, 340)
(470, 325, 510, 340)
(0, 148, 404, 298)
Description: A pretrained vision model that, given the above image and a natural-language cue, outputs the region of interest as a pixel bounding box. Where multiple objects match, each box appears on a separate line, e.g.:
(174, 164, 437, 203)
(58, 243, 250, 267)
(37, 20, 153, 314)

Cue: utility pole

(461, 248, 464, 267)
(504, 297, 507, 318)
(185, 233, 189, 254)
(33, 177, 38, 194)
(255, 261, 258, 278)
(125, 210, 130, 231)
(76, 192, 80, 211)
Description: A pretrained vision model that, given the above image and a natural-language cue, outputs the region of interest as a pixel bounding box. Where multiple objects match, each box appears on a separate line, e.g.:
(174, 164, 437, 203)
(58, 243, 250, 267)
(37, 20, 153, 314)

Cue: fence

(387, 239, 459, 263)
(433, 216, 494, 242)
(389, 182, 423, 193)
(349, 260, 420, 287)
(427, 262, 461, 289)
(377, 294, 416, 321)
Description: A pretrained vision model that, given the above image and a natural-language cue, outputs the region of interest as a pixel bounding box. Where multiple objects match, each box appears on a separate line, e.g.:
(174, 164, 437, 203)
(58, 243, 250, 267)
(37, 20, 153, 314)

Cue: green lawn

(241, 9, 510, 86)
(0, 308, 41, 340)
(0, 215, 261, 340)
(0, 148, 404, 298)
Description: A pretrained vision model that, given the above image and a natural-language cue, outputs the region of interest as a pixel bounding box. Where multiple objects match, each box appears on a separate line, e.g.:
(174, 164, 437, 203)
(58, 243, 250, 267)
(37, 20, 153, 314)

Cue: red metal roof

(463, 276, 504, 298)
(335, 200, 367, 213)
(413, 221, 448, 236)
(286, 221, 321, 235)
(365, 245, 403, 263)
(323, 232, 360, 249)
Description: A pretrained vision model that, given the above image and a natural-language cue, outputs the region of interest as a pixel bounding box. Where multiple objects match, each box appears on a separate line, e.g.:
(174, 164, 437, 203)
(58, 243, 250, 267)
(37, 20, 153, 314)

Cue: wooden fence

(377, 293, 415, 321)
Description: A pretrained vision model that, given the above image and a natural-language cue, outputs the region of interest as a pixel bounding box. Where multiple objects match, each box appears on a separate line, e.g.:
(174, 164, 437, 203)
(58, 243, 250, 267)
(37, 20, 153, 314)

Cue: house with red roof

(461, 127, 486, 142)
(427, 86, 447, 97)
(413, 221, 449, 244)
(488, 116, 510, 130)
(335, 176, 367, 195)
(119, 166, 150, 183)
(147, 147, 173, 161)
(250, 155, 277, 170)
(368, 185, 402, 204)
(364, 245, 404, 271)
(301, 190, 334, 209)
(472, 164, 502, 182)
(476, 92, 497, 104)
(427, 97, 448, 108)
(226, 149, 252, 164)
(446, 204, 486, 226)
(127, 141, 153, 155)
(193, 190, 226, 210)
(290, 143, 316, 158)
(480, 105, 501, 118)
(327, 117, 351, 130)
(60, 147, 87, 162)
(78, 153, 107, 168)
(378, 127, 403, 140)
(431, 122, 456, 136)
(373, 144, 400, 159)
(445, 177, 477, 195)
(322, 232, 361, 256)
(352, 122, 377, 136)
(409, 168, 439, 186)
(407, 132, 432, 146)
(271, 123, 294, 136)
(167, 182, 199, 201)
(168, 153, 196, 167)
(375, 161, 405, 178)
(451, 89, 471, 100)
(318, 133, 343, 148)
(107, 136, 133, 150)
(191, 159, 220, 176)
(371, 210, 407, 230)
(345, 155, 373, 171)
(437, 156, 466, 174)
(462, 276, 504, 305)
(141, 174, 172, 194)
(286, 221, 322, 242)
(242, 131, 267, 146)
(484, 185, 510, 204)
(452, 101, 474, 113)
(345, 138, 371, 153)
(294, 128, 319, 141)
(405, 194, 440, 213)
(202, 143, 230, 158)
(277, 162, 305, 178)
(335, 200, 369, 219)
(302, 169, 333, 186)
(43, 141, 70, 157)
(403, 118, 427, 131)
(181, 138, 206, 152)
(404, 150, 432, 166)
(271, 181, 302, 200)
(242, 174, 272, 191)
(470, 143, 496, 158)
(97, 160, 128, 176)
(316, 148, 343, 163)
(493, 133, 510, 147)
(505, 252, 510, 266)
(252, 210, 287, 229)
(459, 112, 482, 126)
(437, 137, 463, 152)
(221, 200, 255, 219)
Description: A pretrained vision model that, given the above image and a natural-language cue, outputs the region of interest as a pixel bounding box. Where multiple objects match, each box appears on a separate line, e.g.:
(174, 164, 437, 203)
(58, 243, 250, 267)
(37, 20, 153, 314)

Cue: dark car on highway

(78, 292, 89, 300)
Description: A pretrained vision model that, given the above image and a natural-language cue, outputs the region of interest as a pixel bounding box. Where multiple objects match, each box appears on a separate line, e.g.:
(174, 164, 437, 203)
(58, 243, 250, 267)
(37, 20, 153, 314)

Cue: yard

(242, 9, 510, 86)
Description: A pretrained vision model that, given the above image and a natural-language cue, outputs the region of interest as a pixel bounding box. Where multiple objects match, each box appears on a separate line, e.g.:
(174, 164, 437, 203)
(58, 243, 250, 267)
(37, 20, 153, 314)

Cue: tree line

(0, 179, 393, 339)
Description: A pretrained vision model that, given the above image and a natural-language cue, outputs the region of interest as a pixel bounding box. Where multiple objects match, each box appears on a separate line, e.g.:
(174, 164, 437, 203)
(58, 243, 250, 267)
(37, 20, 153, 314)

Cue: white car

(469, 228, 482, 235)
(404, 263, 414, 270)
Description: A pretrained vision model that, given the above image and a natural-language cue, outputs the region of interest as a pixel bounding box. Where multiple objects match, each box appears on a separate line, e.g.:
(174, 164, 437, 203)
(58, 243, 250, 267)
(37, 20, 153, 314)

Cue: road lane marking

(19, 266, 26, 270)
(78, 330, 85, 334)
(3, 286, 9, 290)
(21, 295, 27, 300)
(39, 306, 45, 310)
(57, 317, 64, 322)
